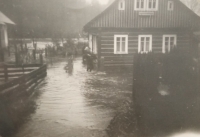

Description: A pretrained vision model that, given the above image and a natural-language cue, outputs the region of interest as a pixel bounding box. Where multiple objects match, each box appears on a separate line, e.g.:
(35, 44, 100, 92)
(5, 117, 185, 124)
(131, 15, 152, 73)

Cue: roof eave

(0, 11, 15, 25)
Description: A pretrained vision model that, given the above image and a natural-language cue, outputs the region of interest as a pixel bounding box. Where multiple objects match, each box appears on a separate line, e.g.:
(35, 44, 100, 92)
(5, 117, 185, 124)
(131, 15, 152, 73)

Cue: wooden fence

(0, 63, 47, 98)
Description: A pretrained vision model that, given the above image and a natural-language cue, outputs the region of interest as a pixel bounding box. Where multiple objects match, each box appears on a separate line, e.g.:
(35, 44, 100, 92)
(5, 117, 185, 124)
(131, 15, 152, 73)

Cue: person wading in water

(84, 46, 97, 72)
(65, 39, 74, 73)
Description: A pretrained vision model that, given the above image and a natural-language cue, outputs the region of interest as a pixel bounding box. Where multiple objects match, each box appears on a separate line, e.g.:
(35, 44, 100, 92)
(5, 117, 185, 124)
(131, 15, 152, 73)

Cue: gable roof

(0, 11, 15, 25)
(84, 0, 117, 30)
(84, 0, 200, 31)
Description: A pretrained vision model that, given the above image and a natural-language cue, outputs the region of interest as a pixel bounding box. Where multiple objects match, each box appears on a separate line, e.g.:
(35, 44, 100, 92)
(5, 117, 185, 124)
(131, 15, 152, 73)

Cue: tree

(181, 0, 200, 15)
(0, 0, 108, 39)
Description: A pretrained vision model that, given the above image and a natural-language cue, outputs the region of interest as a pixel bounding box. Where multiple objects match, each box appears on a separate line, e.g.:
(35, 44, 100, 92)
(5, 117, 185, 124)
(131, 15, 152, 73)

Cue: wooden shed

(0, 11, 15, 62)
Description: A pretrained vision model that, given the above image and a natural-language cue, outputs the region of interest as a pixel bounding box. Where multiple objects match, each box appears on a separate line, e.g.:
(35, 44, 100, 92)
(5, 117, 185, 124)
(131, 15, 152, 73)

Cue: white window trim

(134, 0, 158, 11)
(118, 0, 125, 10)
(114, 35, 128, 54)
(162, 35, 177, 53)
(138, 35, 152, 53)
(168, 1, 174, 11)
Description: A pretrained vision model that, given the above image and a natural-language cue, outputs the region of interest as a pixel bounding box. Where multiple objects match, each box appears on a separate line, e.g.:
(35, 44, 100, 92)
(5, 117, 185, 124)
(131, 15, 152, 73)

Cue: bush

(133, 49, 200, 137)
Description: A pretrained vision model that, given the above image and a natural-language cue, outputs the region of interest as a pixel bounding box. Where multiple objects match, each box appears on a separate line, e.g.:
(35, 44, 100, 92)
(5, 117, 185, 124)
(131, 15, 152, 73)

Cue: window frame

(147, 0, 159, 11)
(162, 35, 177, 53)
(118, 0, 125, 10)
(168, 1, 174, 11)
(114, 35, 128, 54)
(138, 35, 152, 53)
(134, 0, 158, 11)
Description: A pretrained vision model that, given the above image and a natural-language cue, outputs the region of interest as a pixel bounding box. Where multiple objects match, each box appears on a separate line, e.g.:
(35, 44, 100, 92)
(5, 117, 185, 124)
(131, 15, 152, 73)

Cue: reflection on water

(12, 58, 115, 137)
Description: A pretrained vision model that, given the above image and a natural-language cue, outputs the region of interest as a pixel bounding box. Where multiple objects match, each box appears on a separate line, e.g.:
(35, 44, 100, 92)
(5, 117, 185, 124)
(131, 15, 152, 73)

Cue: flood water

(12, 58, 117, 137)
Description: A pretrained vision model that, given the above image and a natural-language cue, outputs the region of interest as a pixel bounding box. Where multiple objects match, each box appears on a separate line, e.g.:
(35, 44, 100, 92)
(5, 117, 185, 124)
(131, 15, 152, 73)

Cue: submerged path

(12, 58, 116, 137)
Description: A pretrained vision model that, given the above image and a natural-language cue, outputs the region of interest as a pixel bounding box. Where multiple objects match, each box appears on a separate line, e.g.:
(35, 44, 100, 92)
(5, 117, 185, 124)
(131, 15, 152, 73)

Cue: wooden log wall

(99, 29, 192, 69)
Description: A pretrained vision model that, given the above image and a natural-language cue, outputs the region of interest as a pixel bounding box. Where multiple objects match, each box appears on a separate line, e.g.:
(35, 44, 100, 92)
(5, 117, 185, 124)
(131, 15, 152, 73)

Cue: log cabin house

(84, 0, 200, 70)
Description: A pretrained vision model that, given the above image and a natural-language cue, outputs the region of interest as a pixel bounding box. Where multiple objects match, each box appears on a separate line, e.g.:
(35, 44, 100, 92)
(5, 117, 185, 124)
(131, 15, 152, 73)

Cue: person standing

(86, 53, 93, 72)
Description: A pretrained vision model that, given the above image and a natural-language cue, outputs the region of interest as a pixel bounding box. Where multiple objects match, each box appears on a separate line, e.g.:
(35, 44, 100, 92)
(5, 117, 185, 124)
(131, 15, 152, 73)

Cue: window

(135, 0, 158, 11)
(135, 0, 145, 10)
(162, 35, 177, 53)
(114, 35, 128, 54)
(118, 0, 125, 10)
(168, 1, 174, 11)
(138, 35, 152, 53)
(148, 0, 157, 10)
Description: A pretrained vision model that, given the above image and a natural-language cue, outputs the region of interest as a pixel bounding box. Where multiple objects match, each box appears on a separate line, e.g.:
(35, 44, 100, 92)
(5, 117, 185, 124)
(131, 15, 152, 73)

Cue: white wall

(0, 24, 8, 48)
(89, 34, 92, 51)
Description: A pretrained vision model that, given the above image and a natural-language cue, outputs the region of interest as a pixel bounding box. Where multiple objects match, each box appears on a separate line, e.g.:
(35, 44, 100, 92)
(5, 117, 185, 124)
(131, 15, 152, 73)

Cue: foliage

(181, 0, 200, 15)
(133, 48, 200, 136)
(0, 0, 106, 38)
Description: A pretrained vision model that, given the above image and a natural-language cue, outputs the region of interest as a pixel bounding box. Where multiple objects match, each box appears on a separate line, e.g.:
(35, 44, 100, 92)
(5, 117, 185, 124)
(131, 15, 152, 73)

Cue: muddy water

(12, 58, 115, 137)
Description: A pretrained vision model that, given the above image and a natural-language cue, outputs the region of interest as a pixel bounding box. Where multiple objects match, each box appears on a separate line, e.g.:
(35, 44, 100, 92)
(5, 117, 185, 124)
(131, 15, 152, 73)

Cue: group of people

(82, 46, 97, 72)
(65, 44, 96, 72)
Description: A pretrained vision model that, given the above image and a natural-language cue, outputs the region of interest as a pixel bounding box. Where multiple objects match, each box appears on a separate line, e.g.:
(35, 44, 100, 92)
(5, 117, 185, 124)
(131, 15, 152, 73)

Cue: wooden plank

(27, 76, 45, 92)
(101, 53, 135, 56)
(0, 85, 23, 98)
(104, 62, 133, 65)
(0, 76, 24, 94)
(101, 48, 137, 53)
(26, 65, 46, 80)
(4, 65, 8, 82)
(6, 64, 41, 68)
(0, 69, 34, 73)
(26, 67, 46, 83)
(0, 64, 47, 97)
(8, 74, 24, 78)
(0, 76, 24, 90)
(26, 71, 46, 88)
(0, 75, 5, 79)
(104, 56, 134, 59)
(104, 64, 133, 66)
(101, 40, 114, 45)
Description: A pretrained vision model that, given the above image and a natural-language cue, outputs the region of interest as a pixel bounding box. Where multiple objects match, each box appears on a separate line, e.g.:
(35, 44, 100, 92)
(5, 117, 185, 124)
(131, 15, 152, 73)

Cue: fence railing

(0, 63, 47, 98)
(0, 64, 43, 81)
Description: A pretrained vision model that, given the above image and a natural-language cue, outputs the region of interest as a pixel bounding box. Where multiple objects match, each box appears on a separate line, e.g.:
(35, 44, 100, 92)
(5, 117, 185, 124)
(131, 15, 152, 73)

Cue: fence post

(25, 43, 28, 53)
(8, 45, 10, 57)
(4, 65, 8, 82)
(40, 53, 43, 65)
(33, 50, 36, 61)
(22, 64, 24, 74)
(0, 48, 4, 62)
(20, 75, 26, 93)
(45, 64, 47, 77)
(15, 52, 20, 65)
(45, 48, 48, 57)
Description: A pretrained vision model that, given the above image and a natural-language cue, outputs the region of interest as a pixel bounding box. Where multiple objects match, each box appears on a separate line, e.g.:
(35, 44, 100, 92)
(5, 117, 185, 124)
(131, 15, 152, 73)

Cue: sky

(86, 0, 109, 5)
